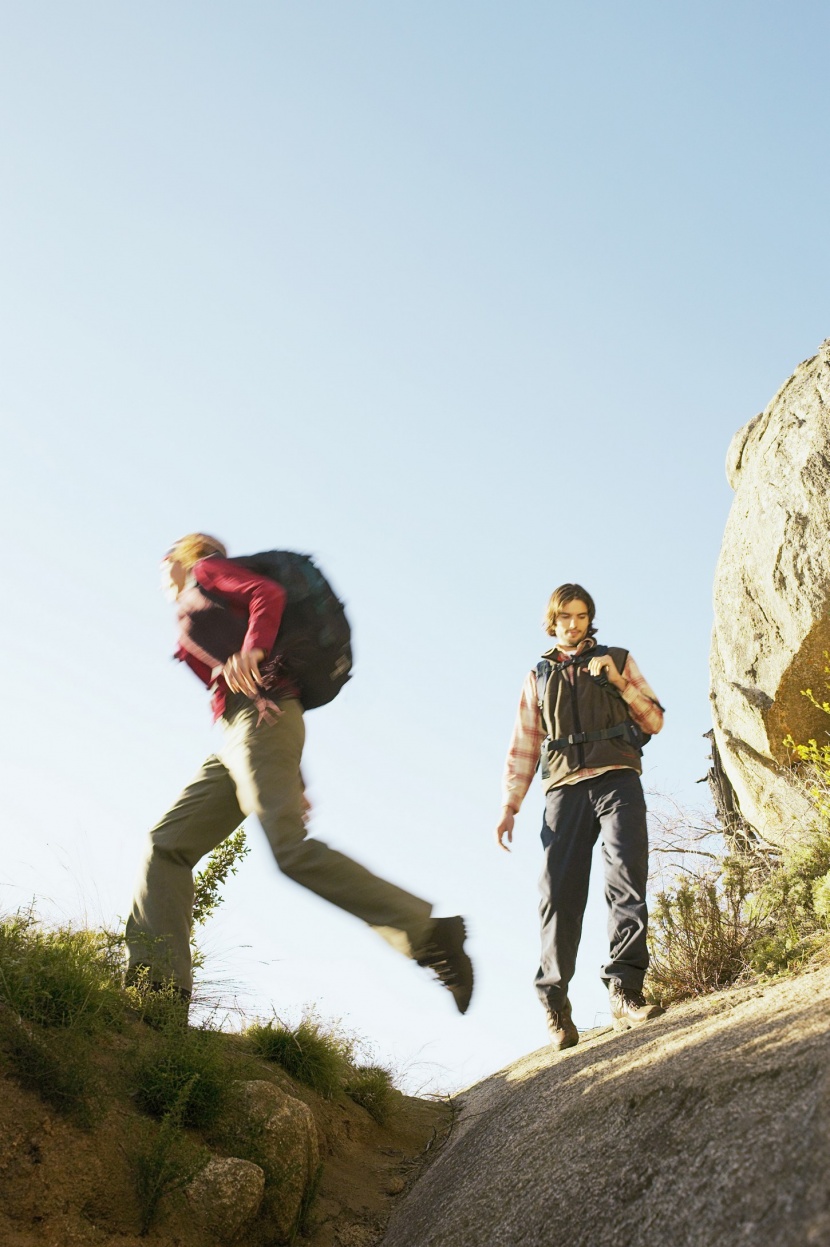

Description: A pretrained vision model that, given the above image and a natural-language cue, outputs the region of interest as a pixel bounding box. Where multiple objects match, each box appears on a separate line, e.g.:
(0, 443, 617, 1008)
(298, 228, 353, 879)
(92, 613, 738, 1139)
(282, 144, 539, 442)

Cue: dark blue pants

(535, 769, 649, 1010)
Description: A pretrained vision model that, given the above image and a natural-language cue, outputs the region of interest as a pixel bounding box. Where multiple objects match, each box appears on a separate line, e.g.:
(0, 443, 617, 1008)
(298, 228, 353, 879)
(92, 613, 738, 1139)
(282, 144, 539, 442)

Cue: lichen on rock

(184, 1155, 265, 1241)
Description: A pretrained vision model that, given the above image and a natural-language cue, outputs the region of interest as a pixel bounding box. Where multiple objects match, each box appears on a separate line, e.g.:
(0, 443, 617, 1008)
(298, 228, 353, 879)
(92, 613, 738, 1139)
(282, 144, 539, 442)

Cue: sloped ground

(0, 1021, 449, 1247)
(382, 962, 830, 1247)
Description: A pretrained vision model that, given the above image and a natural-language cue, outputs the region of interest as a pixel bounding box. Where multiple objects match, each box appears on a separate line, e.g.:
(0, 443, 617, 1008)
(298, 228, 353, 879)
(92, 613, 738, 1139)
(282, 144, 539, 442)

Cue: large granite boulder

(710, 339, 830, 844)
(225, 1080, 320, 1243)
(380, 968, 830, 1247)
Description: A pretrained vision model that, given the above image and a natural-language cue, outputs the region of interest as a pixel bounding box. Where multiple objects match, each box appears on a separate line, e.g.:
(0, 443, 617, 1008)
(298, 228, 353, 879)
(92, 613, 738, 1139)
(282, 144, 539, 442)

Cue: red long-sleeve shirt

(174, 557, 288, 721)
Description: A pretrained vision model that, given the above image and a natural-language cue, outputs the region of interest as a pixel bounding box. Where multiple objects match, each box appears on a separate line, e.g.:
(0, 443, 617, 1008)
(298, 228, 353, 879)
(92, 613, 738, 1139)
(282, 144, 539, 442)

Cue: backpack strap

(535, 659, 552, 717)
(546, 724, 630, 750)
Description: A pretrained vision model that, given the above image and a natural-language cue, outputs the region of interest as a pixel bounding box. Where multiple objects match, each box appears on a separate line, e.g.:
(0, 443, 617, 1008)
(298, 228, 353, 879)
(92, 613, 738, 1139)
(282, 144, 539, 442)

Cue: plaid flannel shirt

(502, 642, 664, 812)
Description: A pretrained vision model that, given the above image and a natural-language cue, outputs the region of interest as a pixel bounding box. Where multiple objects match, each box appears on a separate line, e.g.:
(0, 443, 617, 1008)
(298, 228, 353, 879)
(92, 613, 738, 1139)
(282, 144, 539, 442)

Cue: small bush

(744, 831, 830, 974)
(813, 871, 830, 925)
(132, 1024, 231, 1130)
(131, 1077, 209, 1235)
(344, 1064, 396, 1124)
(647, 851, 766, 1005)
(0, 911, 125, 1032)
(246, 1013, 353, 1098)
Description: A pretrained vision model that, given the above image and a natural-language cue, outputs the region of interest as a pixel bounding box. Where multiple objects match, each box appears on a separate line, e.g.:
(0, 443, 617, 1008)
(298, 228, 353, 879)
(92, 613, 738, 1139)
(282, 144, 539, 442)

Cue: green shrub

(132, 1023, 230, 1129)
(131, 1077, 209, 1235)
(344, 1064, 396, 1124)
(192, 826, 250, 929)
(743, 831, 830, 974)
(812, 871, 830, 925)
(647, 853, 764, 1005)
(246, 1013, 353, 1098)
(0, 911, 125, 1032)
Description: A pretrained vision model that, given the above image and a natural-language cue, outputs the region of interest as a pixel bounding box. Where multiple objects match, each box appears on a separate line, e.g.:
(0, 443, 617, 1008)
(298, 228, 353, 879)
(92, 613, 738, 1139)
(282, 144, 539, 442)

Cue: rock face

(381, 966, 830, 1247)
(710, 339, 830, 845)
(184, 1156, 265, 1241)
(227, 1080, 320, 1242)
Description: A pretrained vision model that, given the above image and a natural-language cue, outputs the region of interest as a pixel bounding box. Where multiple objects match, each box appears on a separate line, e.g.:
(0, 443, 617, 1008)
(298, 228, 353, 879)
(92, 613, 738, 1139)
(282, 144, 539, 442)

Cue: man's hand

(496, 808, 516, 853)
(585, 654, 627, 691)
(301, 791, 312, 826)
(223, 649, 266, 697)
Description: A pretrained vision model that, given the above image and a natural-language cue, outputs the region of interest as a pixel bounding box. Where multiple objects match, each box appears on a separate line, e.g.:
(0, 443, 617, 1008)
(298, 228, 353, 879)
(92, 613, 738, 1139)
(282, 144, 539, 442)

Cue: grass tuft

(0, 909, 125, 1032)
(130, 1076, 210, 1235)
(344, 1064, 396, 1124)
(246, 1012, 354, 1098)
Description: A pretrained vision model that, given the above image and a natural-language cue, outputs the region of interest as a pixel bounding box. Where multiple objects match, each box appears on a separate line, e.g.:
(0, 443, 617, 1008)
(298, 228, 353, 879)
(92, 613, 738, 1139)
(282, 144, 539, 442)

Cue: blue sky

(1, 2, 829, 1091)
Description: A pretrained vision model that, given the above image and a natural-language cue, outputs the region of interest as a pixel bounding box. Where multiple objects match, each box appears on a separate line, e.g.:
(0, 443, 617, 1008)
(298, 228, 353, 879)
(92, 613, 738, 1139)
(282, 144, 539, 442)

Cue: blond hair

(165, 532, 227, 570)
(544, 583, 597, 637)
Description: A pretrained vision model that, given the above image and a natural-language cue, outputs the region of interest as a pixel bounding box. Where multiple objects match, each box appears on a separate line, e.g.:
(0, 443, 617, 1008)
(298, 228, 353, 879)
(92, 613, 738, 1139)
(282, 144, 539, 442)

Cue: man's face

(161, 557, 186, 602)
(553, 599, 591, 649)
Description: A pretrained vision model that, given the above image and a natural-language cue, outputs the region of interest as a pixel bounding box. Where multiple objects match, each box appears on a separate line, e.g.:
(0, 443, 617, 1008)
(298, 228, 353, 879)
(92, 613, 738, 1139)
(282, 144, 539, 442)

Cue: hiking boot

(415, 916, 474, 1014)
(544, 998, 579, 1051)
(608, 980, 664, 1031)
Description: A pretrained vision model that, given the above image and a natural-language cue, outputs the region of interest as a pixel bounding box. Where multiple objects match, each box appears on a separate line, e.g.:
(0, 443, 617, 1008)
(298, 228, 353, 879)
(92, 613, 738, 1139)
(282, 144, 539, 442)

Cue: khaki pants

(126, 697, 433, 990)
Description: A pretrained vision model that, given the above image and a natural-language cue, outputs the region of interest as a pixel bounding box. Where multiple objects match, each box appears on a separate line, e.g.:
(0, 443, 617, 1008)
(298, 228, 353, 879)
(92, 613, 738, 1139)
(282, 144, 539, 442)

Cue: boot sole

(549, 1032, 579, 1051)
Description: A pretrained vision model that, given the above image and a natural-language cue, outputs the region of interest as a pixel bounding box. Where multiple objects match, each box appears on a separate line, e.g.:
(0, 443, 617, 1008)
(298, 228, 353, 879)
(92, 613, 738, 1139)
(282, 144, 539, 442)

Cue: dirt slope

(0, 1033, 448, 1247)
(382, 963, 830, 1247)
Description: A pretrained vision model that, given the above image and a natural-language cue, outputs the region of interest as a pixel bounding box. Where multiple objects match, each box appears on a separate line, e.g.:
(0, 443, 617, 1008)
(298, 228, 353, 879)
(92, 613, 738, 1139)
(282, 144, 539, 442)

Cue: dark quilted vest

(539, 645, 642, 790)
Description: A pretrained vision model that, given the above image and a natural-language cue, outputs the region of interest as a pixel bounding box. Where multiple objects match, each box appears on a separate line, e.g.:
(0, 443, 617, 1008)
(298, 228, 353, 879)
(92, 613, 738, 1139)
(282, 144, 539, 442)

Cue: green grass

(0, 910, 127, 1121)
(0, 909, 126, 1031)
(344, 1064, 396, 1124)
(131, 1022, 233, 1130)
(246, 1013, 354, 1098)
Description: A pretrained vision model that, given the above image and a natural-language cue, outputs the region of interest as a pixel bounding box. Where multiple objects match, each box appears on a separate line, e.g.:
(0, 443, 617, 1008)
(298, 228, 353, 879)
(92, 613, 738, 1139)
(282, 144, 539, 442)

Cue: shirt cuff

(502, 785, 525, 813)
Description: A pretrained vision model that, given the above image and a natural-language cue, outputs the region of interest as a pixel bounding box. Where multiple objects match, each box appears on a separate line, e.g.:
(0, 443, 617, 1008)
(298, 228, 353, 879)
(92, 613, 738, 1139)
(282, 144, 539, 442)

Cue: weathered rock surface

(184, 1155, 265, 1241)
(710, 338, 830, 844)
(227, 1079, 320, 1242)
(382, 963, 830, 1247)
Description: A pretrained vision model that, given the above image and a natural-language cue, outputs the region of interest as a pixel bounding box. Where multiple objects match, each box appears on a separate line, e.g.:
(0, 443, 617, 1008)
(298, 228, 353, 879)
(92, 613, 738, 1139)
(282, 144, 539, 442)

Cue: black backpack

(231, 551, 352, 710)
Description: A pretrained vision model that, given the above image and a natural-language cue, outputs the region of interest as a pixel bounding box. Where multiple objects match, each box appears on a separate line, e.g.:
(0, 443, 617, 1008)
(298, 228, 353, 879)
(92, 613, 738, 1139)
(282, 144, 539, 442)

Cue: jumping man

(126, 533, 473, 1013)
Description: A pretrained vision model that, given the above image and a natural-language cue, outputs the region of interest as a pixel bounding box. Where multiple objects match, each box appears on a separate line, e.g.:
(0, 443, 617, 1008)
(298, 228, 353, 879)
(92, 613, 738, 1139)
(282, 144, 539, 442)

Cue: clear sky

(1, 2, 829, 1092)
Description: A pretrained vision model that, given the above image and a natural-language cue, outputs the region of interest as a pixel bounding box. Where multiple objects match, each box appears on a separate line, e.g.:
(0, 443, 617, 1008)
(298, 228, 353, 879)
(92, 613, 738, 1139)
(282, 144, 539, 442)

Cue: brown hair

(543, 583, 597, 637)
(164, 532, 227, 571)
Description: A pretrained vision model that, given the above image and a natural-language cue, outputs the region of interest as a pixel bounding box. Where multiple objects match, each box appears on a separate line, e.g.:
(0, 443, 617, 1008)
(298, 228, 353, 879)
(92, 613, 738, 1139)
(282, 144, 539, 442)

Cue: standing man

(495, 584, 664, 1049)
(126, 533, 473, 1013)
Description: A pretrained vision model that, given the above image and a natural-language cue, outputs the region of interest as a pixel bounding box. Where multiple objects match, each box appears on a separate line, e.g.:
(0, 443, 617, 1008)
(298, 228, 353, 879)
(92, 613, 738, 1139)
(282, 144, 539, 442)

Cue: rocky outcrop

(226, 1079, 321, 1242)
(381, 964, 830, 1247)
(185, 1156, 265, 1241)
(710, 339, 830, 845)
